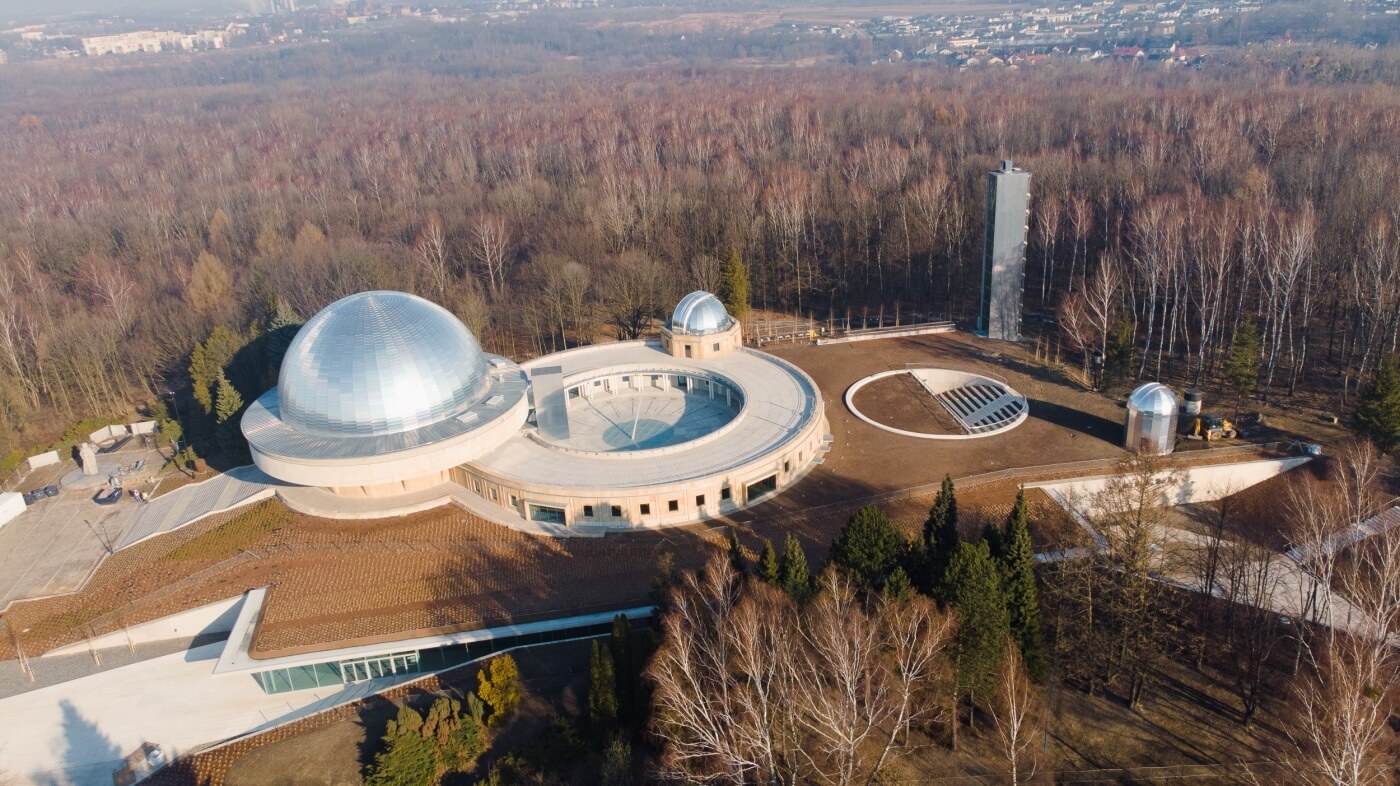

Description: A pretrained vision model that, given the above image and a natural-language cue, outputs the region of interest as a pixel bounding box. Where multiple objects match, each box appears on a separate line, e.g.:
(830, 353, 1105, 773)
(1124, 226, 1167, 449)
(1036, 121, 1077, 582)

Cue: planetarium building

(243, 289, 829, 530)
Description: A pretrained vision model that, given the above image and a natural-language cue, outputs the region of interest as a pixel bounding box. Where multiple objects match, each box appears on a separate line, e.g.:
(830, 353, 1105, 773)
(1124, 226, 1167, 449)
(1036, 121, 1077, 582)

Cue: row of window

(580, 486, 731, 520)
(252, 620, 630, 695)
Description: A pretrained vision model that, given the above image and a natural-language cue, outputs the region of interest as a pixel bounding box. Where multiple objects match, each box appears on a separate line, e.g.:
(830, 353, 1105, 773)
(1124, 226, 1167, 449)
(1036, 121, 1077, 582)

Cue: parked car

(21, 492, 41, 505)
(93, 488, 123, 505)
(41, 485, 58, 498)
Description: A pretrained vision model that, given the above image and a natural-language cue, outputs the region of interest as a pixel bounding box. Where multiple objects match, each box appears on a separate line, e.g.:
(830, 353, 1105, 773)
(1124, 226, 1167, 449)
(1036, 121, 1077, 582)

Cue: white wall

(44, 595, 245, 657)
(1029, 457, 1312, 514)
(0, 491, 26, 528)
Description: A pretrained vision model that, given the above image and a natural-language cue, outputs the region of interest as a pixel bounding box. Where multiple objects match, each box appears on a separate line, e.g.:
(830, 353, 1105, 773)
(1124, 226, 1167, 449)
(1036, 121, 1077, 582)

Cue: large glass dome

(670, 291, 733, 335)
(277, 291, 491, 438)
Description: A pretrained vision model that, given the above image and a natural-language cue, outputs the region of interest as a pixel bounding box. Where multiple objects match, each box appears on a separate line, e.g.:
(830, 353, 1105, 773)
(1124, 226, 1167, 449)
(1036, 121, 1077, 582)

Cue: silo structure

(1124, 382, 1178, 455)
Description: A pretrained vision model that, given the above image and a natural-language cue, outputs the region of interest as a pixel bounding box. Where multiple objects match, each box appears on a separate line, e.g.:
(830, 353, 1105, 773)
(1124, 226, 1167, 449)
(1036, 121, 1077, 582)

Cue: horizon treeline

(0, 42, 1397, 459)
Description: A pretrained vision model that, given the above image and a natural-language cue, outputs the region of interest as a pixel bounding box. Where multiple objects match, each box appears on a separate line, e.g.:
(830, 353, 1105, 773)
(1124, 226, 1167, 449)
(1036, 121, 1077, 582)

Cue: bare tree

(990, 640, 1044, 786)
(414, 213, 451, 301)
(470, 213, 511, 299)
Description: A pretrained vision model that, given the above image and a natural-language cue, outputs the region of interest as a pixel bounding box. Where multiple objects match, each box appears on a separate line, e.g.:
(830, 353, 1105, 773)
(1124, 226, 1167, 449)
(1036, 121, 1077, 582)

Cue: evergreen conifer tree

(589, 640, 619, 733)
(477, 654, 520, 726)
(778, 534, 811, 601)
(717, 248, 750, 322)
(1356, 355, 1400, 453)
(924, 475, 959, 597)
(214, 372, 246, 457)
(884, 565, 913, 603)
(947, 541, 1011, 707)
(727, 528, 747, 575)
(999, 490, 1047, 682)
(1102, 317, 1137, 390)
(1222, 318, 1261, 416)
(758, 538, 781, 583)
(609, 614, 636, 726)
(830, 505, 905, 592)
(365, 705, 437, 786)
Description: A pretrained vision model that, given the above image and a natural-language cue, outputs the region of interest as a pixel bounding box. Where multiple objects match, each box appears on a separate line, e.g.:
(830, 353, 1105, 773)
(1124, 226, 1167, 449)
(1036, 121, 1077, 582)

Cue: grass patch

(163, 500, 290, 562)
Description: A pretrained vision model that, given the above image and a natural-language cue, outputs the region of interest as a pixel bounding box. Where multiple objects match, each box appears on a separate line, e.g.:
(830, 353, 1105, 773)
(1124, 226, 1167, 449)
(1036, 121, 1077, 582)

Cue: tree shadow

(1027, 398, 1120, 445)
(29, 700, 125, 786)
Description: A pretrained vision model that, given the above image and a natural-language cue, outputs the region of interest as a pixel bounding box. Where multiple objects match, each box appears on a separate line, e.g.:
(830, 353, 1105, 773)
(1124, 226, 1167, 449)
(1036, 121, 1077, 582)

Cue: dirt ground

(849, 370, 963, 435)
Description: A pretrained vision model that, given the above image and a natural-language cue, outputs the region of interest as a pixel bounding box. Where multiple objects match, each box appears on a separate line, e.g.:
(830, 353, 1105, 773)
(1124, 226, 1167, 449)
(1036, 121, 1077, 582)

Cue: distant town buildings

(80, 28, 236, 56)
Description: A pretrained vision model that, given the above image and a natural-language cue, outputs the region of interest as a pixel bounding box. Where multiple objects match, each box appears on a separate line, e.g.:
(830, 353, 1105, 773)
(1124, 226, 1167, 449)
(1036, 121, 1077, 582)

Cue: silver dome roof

(670, 291, 733, 335)
(1127, 382, 1177, 416)
(277, 291, 491, 438)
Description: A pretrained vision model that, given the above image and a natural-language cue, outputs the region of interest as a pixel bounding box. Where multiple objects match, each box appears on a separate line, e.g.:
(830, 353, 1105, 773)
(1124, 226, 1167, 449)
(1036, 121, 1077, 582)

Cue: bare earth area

(849, 370, 963, 435)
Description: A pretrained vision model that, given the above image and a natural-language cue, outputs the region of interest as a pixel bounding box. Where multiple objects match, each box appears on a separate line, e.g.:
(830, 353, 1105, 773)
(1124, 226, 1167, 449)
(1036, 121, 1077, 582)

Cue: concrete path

(113, 467, 276, 550)
(0, 468, 276, 613)
(0, 641, 419, 786)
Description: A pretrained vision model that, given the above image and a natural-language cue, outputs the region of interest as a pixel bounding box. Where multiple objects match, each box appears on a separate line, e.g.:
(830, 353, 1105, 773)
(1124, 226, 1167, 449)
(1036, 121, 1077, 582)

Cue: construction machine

(1184, 413, 1238, 441)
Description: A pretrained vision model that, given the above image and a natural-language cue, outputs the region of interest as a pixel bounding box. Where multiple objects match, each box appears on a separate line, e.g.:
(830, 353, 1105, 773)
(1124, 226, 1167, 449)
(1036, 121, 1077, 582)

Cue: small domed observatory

(661, 291, 743, 359)
(1124, 382, 1178, 455)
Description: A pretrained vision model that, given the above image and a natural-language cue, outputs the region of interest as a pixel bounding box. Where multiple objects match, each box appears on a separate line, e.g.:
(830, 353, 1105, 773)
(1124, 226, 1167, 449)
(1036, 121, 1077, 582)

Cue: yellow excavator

(1184, 413, 1238, 441)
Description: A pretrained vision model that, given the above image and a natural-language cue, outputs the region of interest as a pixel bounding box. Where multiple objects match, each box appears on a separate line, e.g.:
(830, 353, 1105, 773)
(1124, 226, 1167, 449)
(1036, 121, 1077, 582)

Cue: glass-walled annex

(251, 618, 623, 695)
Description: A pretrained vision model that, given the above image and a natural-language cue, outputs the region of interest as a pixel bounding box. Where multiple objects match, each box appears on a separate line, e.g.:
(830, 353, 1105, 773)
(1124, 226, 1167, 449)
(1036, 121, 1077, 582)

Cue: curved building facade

(243, 290, 829, 529)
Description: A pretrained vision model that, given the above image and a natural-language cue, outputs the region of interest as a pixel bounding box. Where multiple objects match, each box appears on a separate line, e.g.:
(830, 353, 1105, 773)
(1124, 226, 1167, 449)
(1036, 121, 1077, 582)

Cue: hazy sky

(0, 0, 247, 24)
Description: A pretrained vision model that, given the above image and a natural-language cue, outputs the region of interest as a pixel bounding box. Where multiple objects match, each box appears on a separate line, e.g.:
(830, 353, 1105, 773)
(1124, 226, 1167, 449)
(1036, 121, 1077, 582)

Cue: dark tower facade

(977, 159, 1032, 342)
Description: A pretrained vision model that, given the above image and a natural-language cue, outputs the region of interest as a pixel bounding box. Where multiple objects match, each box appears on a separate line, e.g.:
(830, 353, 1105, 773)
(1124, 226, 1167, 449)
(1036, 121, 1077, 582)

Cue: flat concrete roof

(468, 341, 823, 490)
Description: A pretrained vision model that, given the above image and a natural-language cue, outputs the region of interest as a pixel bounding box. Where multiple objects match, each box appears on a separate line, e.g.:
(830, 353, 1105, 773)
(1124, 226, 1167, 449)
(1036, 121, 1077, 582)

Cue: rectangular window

(490, 488, 498, 501)
(473, 480, 482, 494)
(696, 494, 705, 507)
(610, 505, 622, 517)
(529, 504, 566, 524)
(783, 460, 790, 473)
(684, 344, 693, 358)
(622, 376, 631, 383)
(568, 388, 580, 399)
(289, 665, 318, 691)
(721, 486, 731, 501)
(510, 494, 519, 507)
(746, 474, 778, 502)
(640, 503, 650, 515)
(668, 500, 679, 512)
(314, 662, 343, 687)
(713, 343, 720, 352)
(583, 505, 594, 517)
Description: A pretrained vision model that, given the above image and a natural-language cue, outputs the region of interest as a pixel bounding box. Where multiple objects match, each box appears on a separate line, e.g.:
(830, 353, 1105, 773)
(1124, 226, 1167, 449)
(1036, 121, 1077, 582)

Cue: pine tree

(758, 538, 781, 583)
(924, 475, 959, 598)
(214, 372, 246, 457)
(1355, 355, 1400, 453)
(1000, 490, 1048, 682)
(778, 534, 811, 601)
(1102, 318, 1137, 390)
(609, 614, 636, 726)
(717, 248, 750, 322)
(884, 565, 913, 603)
(1222, 318, 1261, 415)
(477, 654, 520, 726)
(947, 541, 1011, 707)
(589, 640, 619, 733)
(830, 505, 906, 592)
(727, 528, 747, 575)
(365, 705, 437, 786)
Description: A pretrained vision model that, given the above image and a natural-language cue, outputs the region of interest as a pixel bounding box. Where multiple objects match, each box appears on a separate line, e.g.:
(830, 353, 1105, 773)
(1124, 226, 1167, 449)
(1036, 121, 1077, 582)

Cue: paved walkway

(0, 640, 419, 786)
(0, 468, 276, 614)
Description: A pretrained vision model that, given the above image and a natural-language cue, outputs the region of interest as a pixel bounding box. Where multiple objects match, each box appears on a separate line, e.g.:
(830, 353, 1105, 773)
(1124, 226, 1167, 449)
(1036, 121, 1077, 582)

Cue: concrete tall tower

(977, 159, 1032, 342)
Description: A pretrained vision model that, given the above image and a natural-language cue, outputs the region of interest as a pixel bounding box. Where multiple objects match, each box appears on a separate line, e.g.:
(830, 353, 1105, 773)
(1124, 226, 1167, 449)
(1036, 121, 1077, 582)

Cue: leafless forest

(0, 33, 1397, 460)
